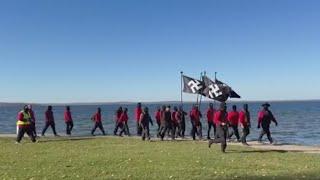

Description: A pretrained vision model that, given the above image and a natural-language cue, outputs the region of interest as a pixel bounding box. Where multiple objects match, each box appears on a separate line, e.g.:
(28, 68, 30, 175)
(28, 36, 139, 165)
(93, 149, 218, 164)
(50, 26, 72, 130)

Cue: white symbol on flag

(188, 80, 203, 93)
(209, 84, 223, 98)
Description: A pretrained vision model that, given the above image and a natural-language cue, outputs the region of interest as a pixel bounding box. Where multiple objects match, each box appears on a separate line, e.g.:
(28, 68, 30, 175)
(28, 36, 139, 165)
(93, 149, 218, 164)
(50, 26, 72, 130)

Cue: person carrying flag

(176, 106, 187, 138)
(258, 103, 278, 144)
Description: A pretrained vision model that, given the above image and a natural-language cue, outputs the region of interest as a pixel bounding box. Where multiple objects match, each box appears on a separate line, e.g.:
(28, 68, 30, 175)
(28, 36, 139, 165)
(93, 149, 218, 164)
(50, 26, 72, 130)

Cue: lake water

(1, 101, 320, 146)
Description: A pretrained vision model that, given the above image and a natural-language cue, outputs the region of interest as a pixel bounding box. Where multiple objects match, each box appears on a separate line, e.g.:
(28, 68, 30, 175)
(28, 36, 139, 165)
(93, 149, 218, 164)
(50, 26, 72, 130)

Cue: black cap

(262, 102, 271, 107)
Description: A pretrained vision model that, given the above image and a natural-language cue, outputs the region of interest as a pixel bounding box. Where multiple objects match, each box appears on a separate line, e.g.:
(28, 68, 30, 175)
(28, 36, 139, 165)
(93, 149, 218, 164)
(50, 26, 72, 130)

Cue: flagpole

(214, 71, 217, 108)
(196, 72, 203, 105)
(199, 71, 205, 110)
(180, 71, 184, 108)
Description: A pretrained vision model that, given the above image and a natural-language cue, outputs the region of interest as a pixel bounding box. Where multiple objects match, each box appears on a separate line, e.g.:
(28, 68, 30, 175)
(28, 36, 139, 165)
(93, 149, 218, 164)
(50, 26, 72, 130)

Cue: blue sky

(0, 0, 319, 103)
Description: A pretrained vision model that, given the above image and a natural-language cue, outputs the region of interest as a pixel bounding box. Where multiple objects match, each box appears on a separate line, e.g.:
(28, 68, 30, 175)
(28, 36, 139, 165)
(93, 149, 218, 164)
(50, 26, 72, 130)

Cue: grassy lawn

(1, 136, 320, 180)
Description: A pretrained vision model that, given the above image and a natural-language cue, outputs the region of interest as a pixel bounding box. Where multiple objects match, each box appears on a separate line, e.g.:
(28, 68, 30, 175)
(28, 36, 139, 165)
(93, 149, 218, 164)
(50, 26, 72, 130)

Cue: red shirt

(45, 110, 54, 122)
(92, 112, 102, 123)
(17, 111, 30, 128)
(119, 112, 128, 123)
(171, 111, 178, 124)
(155, 111, 161, 124)
(228, 111, 239, 126)
(135, 108, 142, 122)
(190, 109, 201, 125)
(239, 111, 250, 127)
(214, 110, 227, 126)
(64, 111, 73, 122)
(206, 108, 215, 122)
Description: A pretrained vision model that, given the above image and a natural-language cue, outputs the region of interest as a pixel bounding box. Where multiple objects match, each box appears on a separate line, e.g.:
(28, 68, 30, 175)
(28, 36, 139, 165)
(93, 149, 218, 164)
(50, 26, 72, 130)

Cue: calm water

(1, 101, 320, 146)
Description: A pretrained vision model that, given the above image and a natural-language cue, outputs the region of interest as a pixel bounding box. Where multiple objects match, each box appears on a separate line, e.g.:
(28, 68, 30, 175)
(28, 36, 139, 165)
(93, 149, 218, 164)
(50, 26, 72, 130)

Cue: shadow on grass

(227, 149, 290, 154)
(37, 136, 101, 143)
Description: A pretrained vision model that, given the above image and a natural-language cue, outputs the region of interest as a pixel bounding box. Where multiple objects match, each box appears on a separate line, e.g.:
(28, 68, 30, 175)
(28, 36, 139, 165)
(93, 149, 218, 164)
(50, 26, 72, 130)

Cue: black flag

(203, 76, 229, 102)
(182, 75, 204, 94)
(202, 76, 241, 102)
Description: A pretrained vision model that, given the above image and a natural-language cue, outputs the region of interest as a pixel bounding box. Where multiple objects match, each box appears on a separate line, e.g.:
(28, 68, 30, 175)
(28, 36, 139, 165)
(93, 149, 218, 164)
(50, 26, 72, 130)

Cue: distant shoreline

(0, 99, 320, 106)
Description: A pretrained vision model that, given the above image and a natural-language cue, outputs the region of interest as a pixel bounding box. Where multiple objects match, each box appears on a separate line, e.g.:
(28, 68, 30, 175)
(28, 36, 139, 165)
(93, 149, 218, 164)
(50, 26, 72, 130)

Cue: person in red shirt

(206, 103, 216, 140)
(139, 107, 153, 141)
(176, 106, 187, 138)
(258, 103, 278, 144)
(209, 102, 228, 153)
(28, 105, 37, 137)
(41, 106, 58, 136)
(64, 106, 74, 136)
(16, 105, 36, 143)
(135, 103, 143, 136)
(190, 105, 202, 140)
(228, 105, 240, 142)
(119, 108, 130, 136)
(171, 107, 179, 139)
(91, 107, 106, 136)
(155, 107, 161, 137)
(239, 104, 251, 145)
(113, 107, 123, 136)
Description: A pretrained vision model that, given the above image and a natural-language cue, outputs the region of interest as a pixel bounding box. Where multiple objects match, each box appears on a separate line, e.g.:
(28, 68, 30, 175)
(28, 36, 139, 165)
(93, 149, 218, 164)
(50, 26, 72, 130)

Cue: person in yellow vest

(16, 105, 36, 143)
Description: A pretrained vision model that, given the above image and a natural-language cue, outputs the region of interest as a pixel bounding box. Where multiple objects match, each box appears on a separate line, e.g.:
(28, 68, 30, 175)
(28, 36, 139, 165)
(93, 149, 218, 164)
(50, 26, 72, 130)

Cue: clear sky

(0, 0, 319, 103)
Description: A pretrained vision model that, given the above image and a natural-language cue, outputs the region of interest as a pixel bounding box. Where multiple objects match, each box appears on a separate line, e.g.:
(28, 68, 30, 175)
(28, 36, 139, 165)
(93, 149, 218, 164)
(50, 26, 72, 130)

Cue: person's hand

(221, 122, 226, 126)
(275, 122, 278, 127)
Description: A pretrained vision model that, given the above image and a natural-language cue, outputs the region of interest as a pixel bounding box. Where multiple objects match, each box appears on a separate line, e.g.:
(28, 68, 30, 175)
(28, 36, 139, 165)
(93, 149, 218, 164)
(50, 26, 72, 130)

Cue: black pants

(207, 121, 216, 139)
(156, 121, 161, 137)
(160, 124, 172, 140)
(30, 122, 37, 137)
(136, 122, 142, 136)
(229, 125, 240, 141)
(114, 122, 122, 135)
(191, 122, 202, 140)
(258, 126, 273, 143)
(42, 122, 57, 136)
(180, 121, 185, 138)
(210, 125, 228, 152)
(91, 122, 106, 135)
(124, 122, 130, 136)
(241, 127, 250, 143)
(66, 121, 74, 135)
(141, 124, 150, 141)
(17, 126, 36, 143)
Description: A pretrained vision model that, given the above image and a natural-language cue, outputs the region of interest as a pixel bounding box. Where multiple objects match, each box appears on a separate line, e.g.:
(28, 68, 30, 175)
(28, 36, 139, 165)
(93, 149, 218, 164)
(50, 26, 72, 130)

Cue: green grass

(1, 136, 320, 180)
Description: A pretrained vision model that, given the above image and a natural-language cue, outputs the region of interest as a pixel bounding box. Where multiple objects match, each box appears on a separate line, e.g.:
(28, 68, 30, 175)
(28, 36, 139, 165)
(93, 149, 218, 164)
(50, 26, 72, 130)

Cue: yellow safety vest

(17, 111, 31, 126)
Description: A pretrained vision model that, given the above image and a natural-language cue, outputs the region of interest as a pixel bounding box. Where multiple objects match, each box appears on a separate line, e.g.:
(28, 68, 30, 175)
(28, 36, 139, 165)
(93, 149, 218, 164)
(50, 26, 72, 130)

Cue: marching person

(209, 102, 228, 153)
(239, 104, 251, 145)
(228, 105, 240, 142)
(91, 107, 106, 136)
(258, 102, 278, 144)
(135, 103, 143, 136)
(139, 107, 153, 141)
(28, 105, 37, 137)
(155, 107, 161, 137)
(160, 106, 172, 141)
(64, 106, 74, 136)
(176, 106, 187, 138)
(119, 108, 130, 136)
(206, 103, 216, 140)
(114, 107, 123, 135)
(16, 105, 36, 143)
(41, 106, 58, 136)
(171, 106, 179, 139)
(190, 105, 202, 140)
